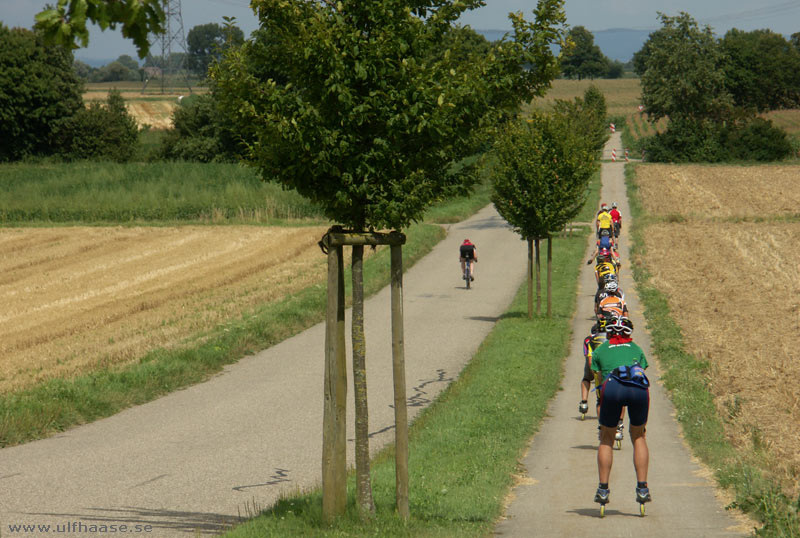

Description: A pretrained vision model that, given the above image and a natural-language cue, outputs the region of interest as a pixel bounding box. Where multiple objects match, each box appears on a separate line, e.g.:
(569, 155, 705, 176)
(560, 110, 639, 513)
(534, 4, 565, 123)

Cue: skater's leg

(630, 425, 649, 483)
(597, 426, 616, 483)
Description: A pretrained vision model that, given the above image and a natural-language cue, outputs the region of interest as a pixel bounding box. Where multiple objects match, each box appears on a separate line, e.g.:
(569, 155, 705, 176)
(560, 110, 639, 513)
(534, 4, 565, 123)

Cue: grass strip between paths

(223, 231, 594, 534)
(625, 164, 800, 537)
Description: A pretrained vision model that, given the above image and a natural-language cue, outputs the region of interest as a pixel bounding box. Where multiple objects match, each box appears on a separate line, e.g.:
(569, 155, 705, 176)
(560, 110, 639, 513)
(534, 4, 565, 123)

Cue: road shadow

(571, 444, 598, 451)
(459, 217, 510, 230)
(21, 507, 240, 535)
(567, 506, 643, 519)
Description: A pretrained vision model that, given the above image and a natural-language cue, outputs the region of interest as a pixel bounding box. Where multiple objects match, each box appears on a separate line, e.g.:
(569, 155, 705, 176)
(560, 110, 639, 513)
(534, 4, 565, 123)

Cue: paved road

(1, 205, 529, 536)
(494, 133, 750, 537)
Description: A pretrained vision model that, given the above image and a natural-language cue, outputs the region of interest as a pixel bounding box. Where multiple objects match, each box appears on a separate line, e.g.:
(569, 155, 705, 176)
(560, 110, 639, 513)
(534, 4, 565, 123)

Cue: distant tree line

(72, 22, 246, 83)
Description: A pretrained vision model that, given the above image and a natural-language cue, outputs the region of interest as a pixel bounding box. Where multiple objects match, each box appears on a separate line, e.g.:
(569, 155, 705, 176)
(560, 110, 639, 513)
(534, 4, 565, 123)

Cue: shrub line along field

(632, 163, 800, 499)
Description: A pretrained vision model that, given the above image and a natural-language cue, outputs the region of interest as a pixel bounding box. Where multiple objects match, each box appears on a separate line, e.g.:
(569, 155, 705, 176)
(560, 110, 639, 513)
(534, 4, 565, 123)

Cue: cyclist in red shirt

(609, 202, 622, 243)
(459, 239, 477, 281)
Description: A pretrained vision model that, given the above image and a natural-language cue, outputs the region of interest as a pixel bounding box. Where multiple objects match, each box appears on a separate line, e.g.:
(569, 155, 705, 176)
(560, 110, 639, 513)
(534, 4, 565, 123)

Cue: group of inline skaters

(580, 202, 653, 516)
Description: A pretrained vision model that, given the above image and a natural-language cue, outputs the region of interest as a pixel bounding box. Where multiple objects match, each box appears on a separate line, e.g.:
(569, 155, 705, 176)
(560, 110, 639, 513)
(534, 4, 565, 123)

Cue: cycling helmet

(607, 316, 633, 336)
(604, 280, 619, 292)
(599, 248, 611, 258)
(462, 239, 472, 245)
(612, 202, 618, 208)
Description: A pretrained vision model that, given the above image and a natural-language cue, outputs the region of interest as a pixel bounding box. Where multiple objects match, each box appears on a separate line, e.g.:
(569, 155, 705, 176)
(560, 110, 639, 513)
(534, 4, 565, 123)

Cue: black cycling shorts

(598, 377, 649, 427)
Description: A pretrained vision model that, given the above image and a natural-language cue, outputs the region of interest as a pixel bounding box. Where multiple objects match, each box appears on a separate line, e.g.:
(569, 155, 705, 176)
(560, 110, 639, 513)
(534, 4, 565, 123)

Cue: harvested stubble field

(635, 164, 800, 494)
(0, 225, 330, 394)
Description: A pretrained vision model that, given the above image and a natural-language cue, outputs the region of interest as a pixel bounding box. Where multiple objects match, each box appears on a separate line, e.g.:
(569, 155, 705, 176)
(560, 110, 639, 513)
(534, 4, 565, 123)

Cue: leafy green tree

(639, 12, 733, 124)
(73, 59, 94, 80)
(212, 0, 567, 518)
(491, 111, 596, 317)
(606, 60, 624, 79)
(116, 54, 140, 71)
(791, 32, 800, 51)
(720, 29, 800, 111)
(561, 26, 609, 80)
(0, 24, 83, 161)
(54, 89, 139, 162)
(186, 23, 244, 78)
(433, 25, 492, 66)
(556, 85, 609, 155)
(212, 1, 565, 231)
(34, 0, 164, 58)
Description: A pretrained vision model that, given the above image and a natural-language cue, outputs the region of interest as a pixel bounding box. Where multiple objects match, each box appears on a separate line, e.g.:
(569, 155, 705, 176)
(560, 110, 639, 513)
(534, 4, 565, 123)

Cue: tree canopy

(560, 26, 609, 80)
(34, 0, 164, 58)
(638, 12, 733, 123)
(212, 0, 567, 231)
(491, 109, 597, 241)
(720, 28, 800, 111)
(186, 23, 245, 78)
(0, 24, 83, 161)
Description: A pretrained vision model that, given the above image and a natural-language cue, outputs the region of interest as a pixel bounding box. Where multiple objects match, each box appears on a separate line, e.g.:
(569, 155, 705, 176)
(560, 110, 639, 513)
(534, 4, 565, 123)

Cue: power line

(698, 1, 800, 28)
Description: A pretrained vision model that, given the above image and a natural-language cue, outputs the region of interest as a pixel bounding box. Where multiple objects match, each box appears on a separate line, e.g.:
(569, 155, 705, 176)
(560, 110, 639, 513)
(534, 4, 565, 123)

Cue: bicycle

(464, 258, 472, 289)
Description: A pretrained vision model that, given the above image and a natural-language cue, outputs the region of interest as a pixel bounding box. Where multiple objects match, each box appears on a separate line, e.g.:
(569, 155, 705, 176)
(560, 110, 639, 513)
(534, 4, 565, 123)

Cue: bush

(722, 117, 793, 161)
(642, 118, 727, 162)
(55, 90, 139, 162)
(642, 117, 793, 163)
(157, 93, 245, 162)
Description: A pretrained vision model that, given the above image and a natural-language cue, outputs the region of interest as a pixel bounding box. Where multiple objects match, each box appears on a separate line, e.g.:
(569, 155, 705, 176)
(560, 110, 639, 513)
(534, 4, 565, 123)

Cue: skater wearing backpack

(590, 316, 652, 511)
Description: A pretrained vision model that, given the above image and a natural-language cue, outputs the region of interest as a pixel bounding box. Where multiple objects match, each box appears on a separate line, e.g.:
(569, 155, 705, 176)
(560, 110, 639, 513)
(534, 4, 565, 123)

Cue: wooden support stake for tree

(322, 243, 346, 523)
(527, 238, 533, 319)
(547, 236, 553, 317)
(535, 238, 542, 316)
(390, 244, 409, 520)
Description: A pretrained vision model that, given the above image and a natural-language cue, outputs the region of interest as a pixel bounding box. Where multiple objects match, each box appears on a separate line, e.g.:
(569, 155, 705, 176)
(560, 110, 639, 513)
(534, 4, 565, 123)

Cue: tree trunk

(390, 244, 409, 520)
(351, 245, 375, 519)
(535, 238, 542, 315)
(547, 235, 553, 317)
(527, 238, 533, 319)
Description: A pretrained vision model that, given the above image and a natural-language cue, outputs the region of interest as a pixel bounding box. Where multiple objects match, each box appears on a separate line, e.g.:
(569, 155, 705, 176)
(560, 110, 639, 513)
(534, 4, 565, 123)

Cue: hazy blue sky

(2, 0, 798, 62)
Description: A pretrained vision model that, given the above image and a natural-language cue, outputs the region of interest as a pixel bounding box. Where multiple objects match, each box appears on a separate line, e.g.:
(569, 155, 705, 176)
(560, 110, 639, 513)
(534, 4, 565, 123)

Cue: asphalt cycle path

(0, 205, 528, 536)
(494, 132, 749, 537)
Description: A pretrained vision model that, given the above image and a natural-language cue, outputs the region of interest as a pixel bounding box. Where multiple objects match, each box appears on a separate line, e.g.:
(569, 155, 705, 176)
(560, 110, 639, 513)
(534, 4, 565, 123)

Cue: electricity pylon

(142, 0, 192, 94)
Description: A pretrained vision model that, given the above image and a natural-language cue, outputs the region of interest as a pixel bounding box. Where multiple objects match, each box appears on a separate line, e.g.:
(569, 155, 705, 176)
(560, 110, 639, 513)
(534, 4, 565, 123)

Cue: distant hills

(476, 28, 652, 63)
(76, 27, 651, 68)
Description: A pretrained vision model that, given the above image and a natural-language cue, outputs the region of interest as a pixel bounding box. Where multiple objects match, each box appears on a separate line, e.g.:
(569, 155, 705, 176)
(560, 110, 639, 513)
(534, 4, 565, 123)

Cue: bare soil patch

(0, 226, 329, 393)
(636, 164, 800, 495)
